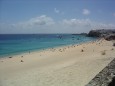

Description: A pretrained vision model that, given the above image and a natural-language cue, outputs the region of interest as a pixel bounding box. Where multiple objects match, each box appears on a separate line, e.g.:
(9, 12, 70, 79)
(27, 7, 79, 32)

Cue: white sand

(0, 39, 115, 86)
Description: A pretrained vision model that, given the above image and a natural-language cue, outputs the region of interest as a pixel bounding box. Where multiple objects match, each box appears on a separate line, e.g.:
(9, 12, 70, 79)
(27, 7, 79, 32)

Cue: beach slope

(0, 39, 115, 86)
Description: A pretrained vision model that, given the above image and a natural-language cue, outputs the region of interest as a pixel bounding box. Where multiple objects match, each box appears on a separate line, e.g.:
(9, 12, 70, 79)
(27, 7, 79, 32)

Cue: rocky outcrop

(88, 29, 115, 38)
(86, 58, 115, 86)
(88, 30, 102, 37)
(108, 77, 115, 86)
(113, 43, 115, 46)
(105, 34, 115, 41)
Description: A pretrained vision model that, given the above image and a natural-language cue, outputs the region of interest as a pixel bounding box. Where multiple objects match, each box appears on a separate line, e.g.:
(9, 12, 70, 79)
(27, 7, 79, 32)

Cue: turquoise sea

(0, 34, 96, 57)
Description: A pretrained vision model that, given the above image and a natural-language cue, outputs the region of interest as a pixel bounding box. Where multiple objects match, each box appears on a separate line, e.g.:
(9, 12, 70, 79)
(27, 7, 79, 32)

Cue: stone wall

(86, 58, 115, 86)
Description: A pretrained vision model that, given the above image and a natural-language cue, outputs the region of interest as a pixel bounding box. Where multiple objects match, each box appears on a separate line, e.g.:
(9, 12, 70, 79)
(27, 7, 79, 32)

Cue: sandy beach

(0, 39, 115, 86)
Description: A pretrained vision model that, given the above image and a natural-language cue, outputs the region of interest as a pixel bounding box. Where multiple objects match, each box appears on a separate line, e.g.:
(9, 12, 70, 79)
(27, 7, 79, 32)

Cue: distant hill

(87, 29, 115, 40)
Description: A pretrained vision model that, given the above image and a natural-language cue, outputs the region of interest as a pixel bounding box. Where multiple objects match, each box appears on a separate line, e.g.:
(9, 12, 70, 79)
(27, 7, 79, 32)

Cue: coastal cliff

(88, 29, 115, 40)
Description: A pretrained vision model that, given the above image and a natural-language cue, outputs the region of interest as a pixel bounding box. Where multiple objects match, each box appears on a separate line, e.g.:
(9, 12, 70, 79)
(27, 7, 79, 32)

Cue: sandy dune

(0, 39, 115, 86)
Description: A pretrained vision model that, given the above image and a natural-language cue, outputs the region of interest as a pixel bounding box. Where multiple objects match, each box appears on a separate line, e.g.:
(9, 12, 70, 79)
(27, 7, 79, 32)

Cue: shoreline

(0, 39, 97, 59)
(0, 38, 115, 86)
(0, 34, 94, 58)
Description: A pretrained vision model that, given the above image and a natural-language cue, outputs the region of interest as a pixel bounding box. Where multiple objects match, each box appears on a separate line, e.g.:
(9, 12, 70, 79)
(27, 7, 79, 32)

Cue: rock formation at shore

(87, 29, 115, 40)
(86, 58, 115, 86)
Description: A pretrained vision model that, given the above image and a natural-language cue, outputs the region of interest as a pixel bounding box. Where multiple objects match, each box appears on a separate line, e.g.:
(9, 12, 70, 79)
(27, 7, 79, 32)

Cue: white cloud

(62, 19, 91, 27)
(62, 18, 115, 30)
(54, 8, 60, 13)
(82, 9, 90, 15)
(28, 15, 55, 26)
(0, 15, 115, 33)
(15, 15, 55, 28)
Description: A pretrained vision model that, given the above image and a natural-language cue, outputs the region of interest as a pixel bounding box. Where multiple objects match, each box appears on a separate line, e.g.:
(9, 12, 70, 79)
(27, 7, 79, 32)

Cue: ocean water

(0, 34, 96, 57)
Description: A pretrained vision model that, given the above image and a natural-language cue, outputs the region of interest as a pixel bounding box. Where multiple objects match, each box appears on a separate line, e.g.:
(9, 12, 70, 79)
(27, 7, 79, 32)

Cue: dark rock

(21, 60, 24, 62)
(9, 57, 12, 58)
(86, 58, 115, 86)
(105, 34, 115, 41)
(108, 77, 115, 86)
(87, 29, 115, 38)
(81, 49, 84, 52)
(113, 43, 115, 46)
(88, 30, 101, 37)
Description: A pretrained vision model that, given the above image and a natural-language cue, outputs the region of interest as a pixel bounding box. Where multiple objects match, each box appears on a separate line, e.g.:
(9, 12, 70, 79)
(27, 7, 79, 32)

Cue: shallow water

(0, 34, 96, 57)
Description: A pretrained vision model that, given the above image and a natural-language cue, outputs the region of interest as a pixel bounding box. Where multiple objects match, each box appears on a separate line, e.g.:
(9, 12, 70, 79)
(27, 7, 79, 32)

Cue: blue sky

(0, 0, 115, 33)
